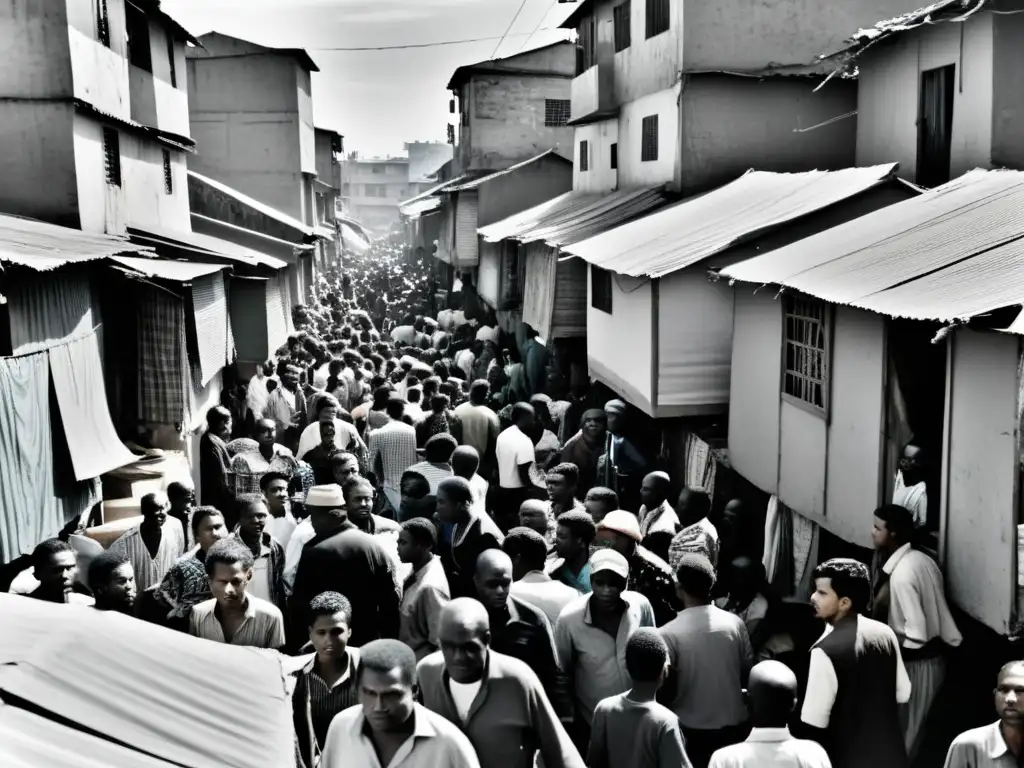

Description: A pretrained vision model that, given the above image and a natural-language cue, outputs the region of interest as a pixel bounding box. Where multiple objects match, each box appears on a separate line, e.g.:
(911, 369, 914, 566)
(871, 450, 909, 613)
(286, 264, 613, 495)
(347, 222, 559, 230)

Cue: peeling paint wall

(617, 85, 678, 188)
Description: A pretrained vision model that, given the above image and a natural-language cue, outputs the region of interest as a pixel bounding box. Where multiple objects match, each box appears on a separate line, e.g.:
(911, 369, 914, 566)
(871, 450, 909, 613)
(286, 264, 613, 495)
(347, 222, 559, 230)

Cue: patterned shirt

(668, 517, 720, 572)
(628, 545, 681, 627)
(189, 595, 286, 649)
(230, 444, 298, 498)
(157, 546, 211, 619)
(368, 420, 419, 491)
(109, 518, 186, 593)
(407, 461, 454, 495)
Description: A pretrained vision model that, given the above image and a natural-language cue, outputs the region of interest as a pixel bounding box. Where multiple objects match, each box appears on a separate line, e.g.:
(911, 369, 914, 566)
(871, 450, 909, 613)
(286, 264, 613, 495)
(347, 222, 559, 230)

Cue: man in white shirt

(668, 487, 720, 572)
(637, 471, 680, 563)
(872, 504, 961, 760)
(495, 402, 536, 531)
(893, 442, 928, 530)
(453, 380, 500, 464)
(296, 394, 366, 463)
(709, 660, 831, 768)
(504, 527, 578, 627)
(321, 639, 480, 768)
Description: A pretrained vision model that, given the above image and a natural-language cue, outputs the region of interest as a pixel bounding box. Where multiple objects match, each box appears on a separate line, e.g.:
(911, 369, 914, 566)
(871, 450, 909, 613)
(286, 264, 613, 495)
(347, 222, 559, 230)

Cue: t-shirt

(448, 678, 482, 722)
(588, 694, 690, 768)
(496, 425, 535, 489)
(453, 402, 499, 457)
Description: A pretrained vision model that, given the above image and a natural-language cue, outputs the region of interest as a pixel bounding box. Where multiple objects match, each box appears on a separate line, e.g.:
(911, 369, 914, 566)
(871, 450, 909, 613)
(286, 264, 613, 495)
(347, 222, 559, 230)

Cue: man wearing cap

(289, 484, 401, 648)
(596, 511, 680, 627)
(555, 549, 656, 753)
(408, 433, 457, 495)
(597, 400, 647, 511)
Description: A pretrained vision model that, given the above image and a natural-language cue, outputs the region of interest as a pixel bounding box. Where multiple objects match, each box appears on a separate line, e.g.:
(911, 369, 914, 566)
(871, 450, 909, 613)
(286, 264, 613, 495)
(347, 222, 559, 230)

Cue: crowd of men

(13, 241, 1023, 768)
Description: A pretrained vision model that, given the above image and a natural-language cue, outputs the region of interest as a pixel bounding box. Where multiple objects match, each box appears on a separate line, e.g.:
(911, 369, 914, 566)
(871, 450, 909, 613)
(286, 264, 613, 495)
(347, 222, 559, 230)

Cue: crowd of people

(12, 240, 1023, 768)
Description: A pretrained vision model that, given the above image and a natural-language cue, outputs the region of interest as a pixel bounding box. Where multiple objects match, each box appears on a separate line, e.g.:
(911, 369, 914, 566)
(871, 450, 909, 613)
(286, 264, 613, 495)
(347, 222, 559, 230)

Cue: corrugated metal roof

(111, 255, 228, 282)
(720, 169, 1024, 325)
(314, 225, 335, 241)
(479, 186, 671, 248)
(400, 197, 443, 219)
(563, 164, 899, 277)
(127, 223, 288, 270)
(0, 214, 154, 271)
(188, 171, 315, 236)
(446, 150, 572, 191)
(398, 176, 473, 217)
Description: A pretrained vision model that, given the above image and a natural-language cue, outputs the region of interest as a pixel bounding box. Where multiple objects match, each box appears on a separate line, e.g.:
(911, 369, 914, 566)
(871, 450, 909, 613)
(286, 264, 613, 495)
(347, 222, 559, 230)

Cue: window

(591, 265, 613, 314)
(579, 140, 590, 172)
(783, 295, 830, 412)
(372, 166, 384, 174)
(641, 115, 658, 162)
(646, 0, 670, 38)
(102, 128, 121, 187)
(545, 99, 571, 127)
(162, 149, 173, 194)
(126, 4, 152, 72)
(610, 142, 618, 169)
(167, 33, 177, 88)
(614, 2, 632, 52)
(917, 65, 955, 188)
(96, 0, 110, 47)
(577, 17, 596, 75)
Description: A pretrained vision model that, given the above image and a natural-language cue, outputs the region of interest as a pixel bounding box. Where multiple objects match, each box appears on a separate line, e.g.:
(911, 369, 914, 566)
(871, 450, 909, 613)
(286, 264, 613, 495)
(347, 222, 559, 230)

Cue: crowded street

(4, 0, 1024, 767)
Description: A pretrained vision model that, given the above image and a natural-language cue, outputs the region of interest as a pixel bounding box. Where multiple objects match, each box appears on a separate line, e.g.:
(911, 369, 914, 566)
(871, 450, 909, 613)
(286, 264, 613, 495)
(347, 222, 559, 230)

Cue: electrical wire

(518, 0, 560, 52)
(306, 30, 549, 52)
(491, 0, 532, 59)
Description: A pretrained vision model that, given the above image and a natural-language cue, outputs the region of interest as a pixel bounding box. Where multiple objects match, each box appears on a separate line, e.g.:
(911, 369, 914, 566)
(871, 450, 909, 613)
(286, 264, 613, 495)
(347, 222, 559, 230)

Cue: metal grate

(162, 149, 173, 194)
(579, 140, 590, 172)
(614, 1, 632, 52)
(646, 0, 670, 38)
(610, 142, 618, 170)
(641, 115, 658, 162)
(167, 32, 177, 88)
(102, 128, 121, 187)
(783, 295, 830, 412)
(545, 99, 571, 127)
(591, 265, 613, 314)
(126, 3, 152, 72)
(96, 0, 110, 47)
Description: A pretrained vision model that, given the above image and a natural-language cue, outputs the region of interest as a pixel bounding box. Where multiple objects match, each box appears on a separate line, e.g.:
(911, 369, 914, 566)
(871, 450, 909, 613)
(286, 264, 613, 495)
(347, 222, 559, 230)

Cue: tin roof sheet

(111, 255, 228, 281)
(563, 164, 899, 277)
(479, 186, 671, 248)
(0, 214, 154, 271)
(127, 224, 287, 270)
(188, 171, 315, 237)
(446, 150, 571, 192)
(720, 169, 1024, 325)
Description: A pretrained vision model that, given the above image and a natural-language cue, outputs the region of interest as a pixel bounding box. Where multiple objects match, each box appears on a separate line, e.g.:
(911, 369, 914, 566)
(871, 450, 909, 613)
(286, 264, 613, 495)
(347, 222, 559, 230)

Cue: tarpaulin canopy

(0, 593, 294, 768)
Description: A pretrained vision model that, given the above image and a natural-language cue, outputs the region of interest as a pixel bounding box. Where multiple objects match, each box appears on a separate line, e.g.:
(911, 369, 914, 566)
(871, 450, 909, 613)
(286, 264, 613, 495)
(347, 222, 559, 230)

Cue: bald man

(417, 599, 584, 768)
(709, 660, 830, 767)
(452, 445, 488, 518)
(472, 550, 567, 715)
(109, 491, 185, 593)
(638, 471, 680, 562)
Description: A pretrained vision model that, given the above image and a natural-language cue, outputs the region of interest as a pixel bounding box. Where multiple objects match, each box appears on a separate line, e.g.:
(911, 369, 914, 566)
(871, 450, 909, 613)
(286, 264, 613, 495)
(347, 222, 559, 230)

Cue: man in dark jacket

(435, 476, 503, 598)
(289, 484, 400, 648)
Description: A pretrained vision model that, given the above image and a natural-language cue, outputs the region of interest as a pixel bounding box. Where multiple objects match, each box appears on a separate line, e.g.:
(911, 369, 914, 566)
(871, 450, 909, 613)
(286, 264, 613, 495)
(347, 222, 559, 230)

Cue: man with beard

(418, 599, 583, 768)
(88, 551, 137, 614)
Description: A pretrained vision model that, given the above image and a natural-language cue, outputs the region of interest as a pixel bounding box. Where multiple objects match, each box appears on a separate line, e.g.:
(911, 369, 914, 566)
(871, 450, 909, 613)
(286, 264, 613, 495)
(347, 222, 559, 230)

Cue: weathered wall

(617, 85, 679, 188)
(128, 21, 189, 136)
(73, 113, 124, 234)
(0, 0, 73, 97)
(476, 159, 573, 227)
(680, 74, 857, 193)
(69, 22, 130, 119)
(856, 16, 995, 183)
(121, 135, 191, 231)
(297, 67, 316, 175)
(0, 102, 79, 228)
(573, 118, 618, 193)
(612, 0, 681, 104)
(588, 272, 653, 412)
(991, 10, 1024, 170)
(466, 74, 573, 170)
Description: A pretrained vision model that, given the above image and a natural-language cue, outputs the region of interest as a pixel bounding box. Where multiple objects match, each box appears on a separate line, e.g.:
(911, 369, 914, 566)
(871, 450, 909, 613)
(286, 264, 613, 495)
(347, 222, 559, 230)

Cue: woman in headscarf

(560, 409, 607, 499)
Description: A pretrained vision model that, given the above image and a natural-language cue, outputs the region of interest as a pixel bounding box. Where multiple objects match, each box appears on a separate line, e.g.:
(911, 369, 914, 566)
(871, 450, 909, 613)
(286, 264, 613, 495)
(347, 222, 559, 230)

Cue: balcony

(571, 66, 599, 123)
(129, 66, 190, 137)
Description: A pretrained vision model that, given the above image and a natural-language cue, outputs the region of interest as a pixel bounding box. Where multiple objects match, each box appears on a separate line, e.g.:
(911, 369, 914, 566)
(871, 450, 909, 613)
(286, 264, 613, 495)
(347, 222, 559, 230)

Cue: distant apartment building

(406, 141, 453, 184)
(0, 0, 198, 234)
(345, 155, 438, 234)
(448, 41, 576, 172)
(186, 33, 320, 227)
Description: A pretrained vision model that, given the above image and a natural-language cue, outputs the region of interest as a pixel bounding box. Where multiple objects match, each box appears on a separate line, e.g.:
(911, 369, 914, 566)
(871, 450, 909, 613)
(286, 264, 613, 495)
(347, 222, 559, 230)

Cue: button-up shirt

(511, 570, 580, 628)
(883, 543, 962, 651)
(321, 702, 481, 768)
(943, 721, 1022, 768)
(368, 420, 419, 493)
(284, 517, 317, 591)
(668, 517, 720, 571)
(554, 591, 656, 724)
(401, 556, 451, 660)
(708, 727, 832, 768)
(189, 595, 285, 649)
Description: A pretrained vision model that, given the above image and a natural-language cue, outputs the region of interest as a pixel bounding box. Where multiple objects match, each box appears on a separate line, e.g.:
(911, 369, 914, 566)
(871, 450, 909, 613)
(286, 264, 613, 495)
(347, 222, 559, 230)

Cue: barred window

(614, 2, 632, 52)
(641, 115, 658, 162)
(162, 149, 173, 194)
(579, 140, 590, 172)
(96, 0, 110, 47)
(646, 0, 670, 38)
(545, 99, 571, 127)
(591, 265, 612, 314)
(167, 33, 177, 88)
(103, 128, 121, 187)
(610, 142, 618, 169)
(783, 295, 831, 412)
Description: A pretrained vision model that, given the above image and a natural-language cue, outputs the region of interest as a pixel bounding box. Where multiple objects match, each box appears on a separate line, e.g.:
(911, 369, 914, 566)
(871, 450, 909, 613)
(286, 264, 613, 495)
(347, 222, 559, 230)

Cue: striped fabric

(138, 286, 190, 425)
(109, 518, 186, 593)
(294, 649, 361, 767)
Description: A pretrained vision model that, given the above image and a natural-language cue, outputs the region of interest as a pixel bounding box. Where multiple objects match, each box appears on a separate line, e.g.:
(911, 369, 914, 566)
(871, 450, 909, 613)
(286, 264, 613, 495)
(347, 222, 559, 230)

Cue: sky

(163, 0, 577, 159)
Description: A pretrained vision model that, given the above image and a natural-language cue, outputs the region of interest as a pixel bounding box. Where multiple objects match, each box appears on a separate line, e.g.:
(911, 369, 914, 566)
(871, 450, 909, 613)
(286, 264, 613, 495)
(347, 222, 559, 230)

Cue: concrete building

(0, 0, 199, 234)
(186, 32, 320, 227)
(345, 156, 415, 234)
(840, 0, 1024, 186)
(406, 141, 453, 185)
(561, 0, 924, 195)
(448, 42, 576, 173)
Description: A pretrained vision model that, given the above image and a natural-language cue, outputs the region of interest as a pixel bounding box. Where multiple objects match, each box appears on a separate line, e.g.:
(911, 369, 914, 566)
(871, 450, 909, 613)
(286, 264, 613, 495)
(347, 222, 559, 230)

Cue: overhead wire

(518, 0, 560, 52)
(490, 0, 532, 59)
(306, 30, 551, 52)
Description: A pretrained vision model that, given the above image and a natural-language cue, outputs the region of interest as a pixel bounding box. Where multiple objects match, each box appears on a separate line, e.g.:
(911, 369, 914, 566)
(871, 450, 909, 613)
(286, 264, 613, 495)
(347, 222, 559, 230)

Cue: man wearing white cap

(596, 511, 680, 627)
(554, 548, 656, 754)
(289, 484, 401, 648)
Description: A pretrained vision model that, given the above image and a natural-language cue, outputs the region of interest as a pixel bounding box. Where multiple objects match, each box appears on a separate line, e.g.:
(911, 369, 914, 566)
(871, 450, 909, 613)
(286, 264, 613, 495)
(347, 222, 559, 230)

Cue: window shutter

(103, 128, 121, 187)
(162, 149, 173, 194)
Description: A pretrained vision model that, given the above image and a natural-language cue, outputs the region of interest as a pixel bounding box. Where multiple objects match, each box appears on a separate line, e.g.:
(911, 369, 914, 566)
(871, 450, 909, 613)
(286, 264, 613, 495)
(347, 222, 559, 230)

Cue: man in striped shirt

(367, 397, 419, 513)
(189, 539, 285, 650)
(109, 492, 185, 594)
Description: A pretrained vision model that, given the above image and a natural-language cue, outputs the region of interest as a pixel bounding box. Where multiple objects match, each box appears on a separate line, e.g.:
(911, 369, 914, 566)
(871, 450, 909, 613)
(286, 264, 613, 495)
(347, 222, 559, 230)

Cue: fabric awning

(111, 256, 228, 282)
(0, 593, 295, 768)
(0, 214, 154, 271)
(48, 330, 136, 481)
